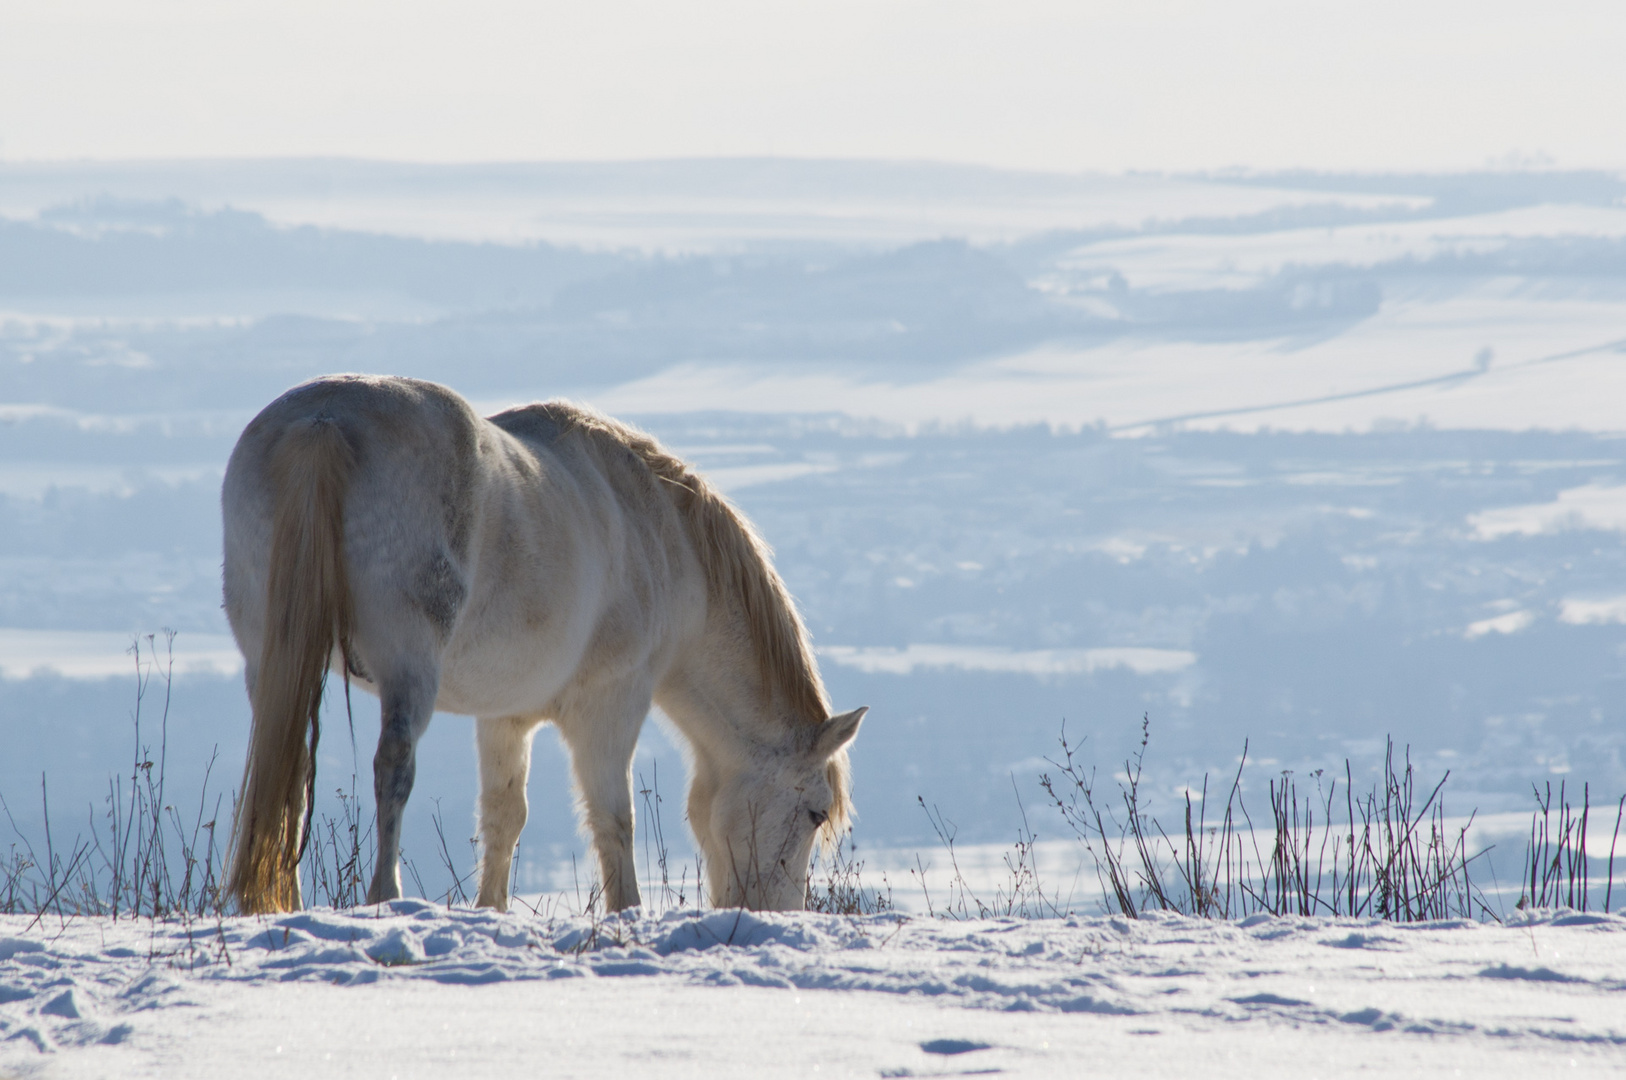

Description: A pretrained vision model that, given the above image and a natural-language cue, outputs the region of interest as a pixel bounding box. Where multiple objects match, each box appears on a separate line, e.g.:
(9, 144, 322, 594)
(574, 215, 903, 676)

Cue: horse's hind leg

(474, 715, 537, 912)
(365, 664, 440, 905)
(557, 682, 653, 913)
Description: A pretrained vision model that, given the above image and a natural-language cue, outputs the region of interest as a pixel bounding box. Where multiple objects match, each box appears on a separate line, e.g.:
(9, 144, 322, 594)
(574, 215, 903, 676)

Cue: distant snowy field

(4, 905, 1625, 1077)
(3, 160, 1626, 937)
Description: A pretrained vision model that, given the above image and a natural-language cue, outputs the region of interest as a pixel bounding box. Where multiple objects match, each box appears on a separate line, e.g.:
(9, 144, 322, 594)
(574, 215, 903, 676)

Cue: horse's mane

(533, 402, 832, 727)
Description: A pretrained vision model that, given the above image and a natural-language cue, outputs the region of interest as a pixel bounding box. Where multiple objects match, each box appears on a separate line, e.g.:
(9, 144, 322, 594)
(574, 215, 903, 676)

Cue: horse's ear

(816, 706, 867, 756)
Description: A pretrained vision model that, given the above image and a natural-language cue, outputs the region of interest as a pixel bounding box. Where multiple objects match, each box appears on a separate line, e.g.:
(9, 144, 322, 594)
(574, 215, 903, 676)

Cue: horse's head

(697, 706, 866, 910)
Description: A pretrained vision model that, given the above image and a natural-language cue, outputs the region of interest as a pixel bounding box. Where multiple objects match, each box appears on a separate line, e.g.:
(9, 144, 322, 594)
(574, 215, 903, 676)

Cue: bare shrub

(1039, 716, 1503, 922)
(8, 639, 1621, 927)
(806, 832, 893, 915)
(909, 776, 1060, 920)
(0, 633, 417, 924)
(1, 633, 228, 922)
(1519, 782, 1626, 912)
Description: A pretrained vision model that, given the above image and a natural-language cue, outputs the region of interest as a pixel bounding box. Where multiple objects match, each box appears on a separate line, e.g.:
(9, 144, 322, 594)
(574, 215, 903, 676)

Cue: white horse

(223, 374, 865, 914)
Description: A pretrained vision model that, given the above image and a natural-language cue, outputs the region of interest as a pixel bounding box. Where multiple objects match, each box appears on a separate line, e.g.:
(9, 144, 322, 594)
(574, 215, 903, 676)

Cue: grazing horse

(222, 375, 865, 915)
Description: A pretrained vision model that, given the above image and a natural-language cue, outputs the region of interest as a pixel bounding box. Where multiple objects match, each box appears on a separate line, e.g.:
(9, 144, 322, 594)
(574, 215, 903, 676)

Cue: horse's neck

(659, 622, 802, 763)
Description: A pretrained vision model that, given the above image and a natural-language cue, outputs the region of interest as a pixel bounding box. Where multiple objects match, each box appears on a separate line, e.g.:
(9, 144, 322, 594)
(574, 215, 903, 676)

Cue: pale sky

(4, 0, 1623, 172)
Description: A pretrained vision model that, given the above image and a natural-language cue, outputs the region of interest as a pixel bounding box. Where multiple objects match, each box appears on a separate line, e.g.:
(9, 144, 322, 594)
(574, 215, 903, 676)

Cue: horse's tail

(227, 418, 357, 914)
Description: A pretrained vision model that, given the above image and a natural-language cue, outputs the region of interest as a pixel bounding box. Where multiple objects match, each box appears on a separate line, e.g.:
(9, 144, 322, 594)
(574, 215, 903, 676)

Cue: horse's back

(224, 377, 705, 720)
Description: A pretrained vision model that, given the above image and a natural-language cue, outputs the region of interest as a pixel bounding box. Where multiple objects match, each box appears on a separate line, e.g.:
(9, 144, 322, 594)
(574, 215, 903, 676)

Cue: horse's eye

(808, 808, 829, 828)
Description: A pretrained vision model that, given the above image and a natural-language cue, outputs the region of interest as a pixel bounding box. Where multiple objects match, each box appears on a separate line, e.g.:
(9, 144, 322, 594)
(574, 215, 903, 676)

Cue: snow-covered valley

(4, 158, 1626, 1076)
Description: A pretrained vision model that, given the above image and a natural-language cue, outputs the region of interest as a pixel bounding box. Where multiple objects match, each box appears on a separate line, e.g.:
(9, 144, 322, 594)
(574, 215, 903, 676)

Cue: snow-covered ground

(4, 904, 1625, 1077)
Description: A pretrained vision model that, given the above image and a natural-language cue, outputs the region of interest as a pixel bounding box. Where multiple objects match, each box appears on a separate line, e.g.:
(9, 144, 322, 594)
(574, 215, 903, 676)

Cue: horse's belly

(433, 635, 580, 718)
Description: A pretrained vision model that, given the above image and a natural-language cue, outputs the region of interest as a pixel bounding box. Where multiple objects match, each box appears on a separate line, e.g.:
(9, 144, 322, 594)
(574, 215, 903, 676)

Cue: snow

(819, 644, 1197, 678)
(0, 162, 1422, 251)
(0, 629, 241, 681)
(1560, 596, 1626, 626)
(4, 904, 1625, 1076)
(1463, 610, 1538, 640)
(1046, 204, 1626, 293)
(1469, 483, 1626, 539)
(590, 295, 1626, 435)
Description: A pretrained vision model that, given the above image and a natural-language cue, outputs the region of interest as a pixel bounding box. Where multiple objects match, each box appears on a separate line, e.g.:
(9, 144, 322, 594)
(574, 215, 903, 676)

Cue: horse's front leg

(367, 671, 439, 905)
(559, 683, 652, 913)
